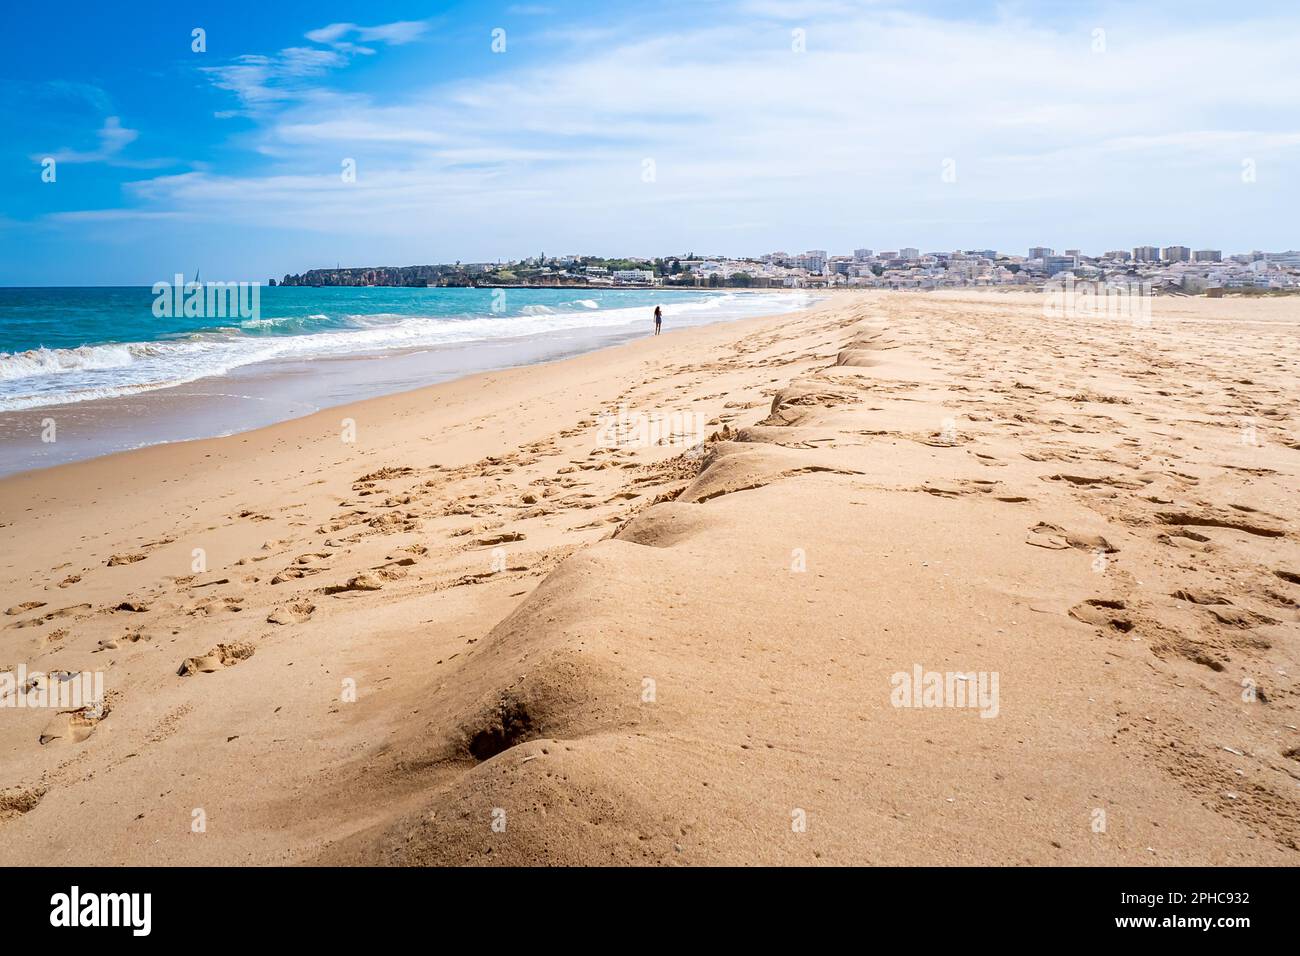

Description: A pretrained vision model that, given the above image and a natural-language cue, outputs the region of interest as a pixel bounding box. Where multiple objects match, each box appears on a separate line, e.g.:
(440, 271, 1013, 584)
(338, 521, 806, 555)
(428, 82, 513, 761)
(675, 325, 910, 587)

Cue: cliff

(280, 265, 457, 287)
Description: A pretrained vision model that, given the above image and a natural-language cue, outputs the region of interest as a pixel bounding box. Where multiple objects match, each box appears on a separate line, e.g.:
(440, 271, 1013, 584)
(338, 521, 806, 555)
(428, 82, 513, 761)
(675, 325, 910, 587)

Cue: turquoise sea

(0, 285, 811, 412)
(0, 285, 815, 475)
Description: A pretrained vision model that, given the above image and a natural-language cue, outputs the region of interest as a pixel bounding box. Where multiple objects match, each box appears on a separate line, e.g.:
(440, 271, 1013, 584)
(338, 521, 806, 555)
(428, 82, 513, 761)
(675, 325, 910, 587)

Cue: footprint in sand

(186, 596, 244, 616)
(353, 465, 414, 488)
(322, 572, 387, 595)
(1259, 587, 1298, 614)
(0, 786, 45, 821)
(94, 632, 151, 652)
(1157, 527, 1211, 550)
(1171, 588, 1231, 606)
(1025, 522, 1117, 553)
(8, 604, 92, 629)
(267, 602, 316, 625)
(1154, 509, 1286, 539)
(1204, 606, 1279, 629)
(177, 642, 256, 676)
(475, 532, 525, 546)
(272, 565, 325, 584)
(1044, 472, 1147, 490)
(318, 510, 368, 534)
(1068, 598, 1134, 633)
(38, 695, 111, 745)
(367, 512, 418, 534)
(4, 601, 46, 616)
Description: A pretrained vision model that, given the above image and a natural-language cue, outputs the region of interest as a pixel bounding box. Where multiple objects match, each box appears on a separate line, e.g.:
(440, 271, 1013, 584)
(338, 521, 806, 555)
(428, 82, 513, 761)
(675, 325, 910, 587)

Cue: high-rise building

(1193, 249, 1222, 263)
(801, 250, 827, 272)
(1162, 245, 1192, 262)
(1133, 246, 1159, 262)
(1029, 247, 1054, 259)
(1103, 250, 1132, 261)
(853, 248, 873, 260)
(1041, 255, 1075, 275)
(900, 247, 920, 260)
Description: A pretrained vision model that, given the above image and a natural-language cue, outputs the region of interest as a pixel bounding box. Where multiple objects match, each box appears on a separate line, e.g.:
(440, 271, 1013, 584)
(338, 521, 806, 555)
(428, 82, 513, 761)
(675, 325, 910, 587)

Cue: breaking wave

(0, 291, 816, 410)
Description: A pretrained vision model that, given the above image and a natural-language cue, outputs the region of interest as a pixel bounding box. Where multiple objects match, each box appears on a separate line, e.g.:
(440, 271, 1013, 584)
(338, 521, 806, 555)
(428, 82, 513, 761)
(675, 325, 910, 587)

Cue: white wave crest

(0, 291, 817, 410)
(0, 343, 151, 382)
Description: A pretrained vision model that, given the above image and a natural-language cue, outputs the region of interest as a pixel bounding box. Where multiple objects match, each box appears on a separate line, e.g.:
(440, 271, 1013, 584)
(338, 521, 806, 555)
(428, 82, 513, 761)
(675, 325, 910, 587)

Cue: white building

(800, 250, 827, 272)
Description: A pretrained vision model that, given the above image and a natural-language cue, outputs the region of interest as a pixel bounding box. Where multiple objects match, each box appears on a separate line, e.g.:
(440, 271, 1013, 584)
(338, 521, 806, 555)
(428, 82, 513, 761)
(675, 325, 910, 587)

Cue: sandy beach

(1, 290, 1298, 866)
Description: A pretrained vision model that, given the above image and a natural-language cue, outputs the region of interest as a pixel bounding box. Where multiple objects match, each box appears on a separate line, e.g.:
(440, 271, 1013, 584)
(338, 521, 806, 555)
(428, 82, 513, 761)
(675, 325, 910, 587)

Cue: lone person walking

(653, 305, 663, 336)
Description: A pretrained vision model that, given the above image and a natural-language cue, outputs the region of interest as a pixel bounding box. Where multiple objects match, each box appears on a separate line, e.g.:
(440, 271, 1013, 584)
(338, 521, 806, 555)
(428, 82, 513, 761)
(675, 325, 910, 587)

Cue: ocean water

(0, 285, 816, 475)
(0, 286, 811, 412)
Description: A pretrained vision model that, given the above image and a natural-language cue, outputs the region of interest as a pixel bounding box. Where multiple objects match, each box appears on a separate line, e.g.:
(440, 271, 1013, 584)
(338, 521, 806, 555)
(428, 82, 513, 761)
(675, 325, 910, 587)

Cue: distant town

(276, 246, 1300, 295)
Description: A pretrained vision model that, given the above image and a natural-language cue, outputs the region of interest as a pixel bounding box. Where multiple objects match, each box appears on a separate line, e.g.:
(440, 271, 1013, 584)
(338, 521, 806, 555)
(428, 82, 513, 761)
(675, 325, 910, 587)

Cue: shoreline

(0, 290, 817, 479)
(1, 289, 1297, 865)
(0, 294, 822, 506)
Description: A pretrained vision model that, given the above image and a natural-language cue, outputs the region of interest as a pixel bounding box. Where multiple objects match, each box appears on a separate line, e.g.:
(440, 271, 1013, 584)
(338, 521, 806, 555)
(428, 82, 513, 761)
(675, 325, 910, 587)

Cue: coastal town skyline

(273, 243, 1300, 293)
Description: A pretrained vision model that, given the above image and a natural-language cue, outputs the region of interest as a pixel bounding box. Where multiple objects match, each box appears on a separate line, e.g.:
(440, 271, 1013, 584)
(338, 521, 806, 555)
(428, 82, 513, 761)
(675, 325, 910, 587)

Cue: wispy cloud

(38, 115, 138, 163)
(204, 19, 431, 113)
(203, 47, 348, 111)
(305, 20, 431, 49)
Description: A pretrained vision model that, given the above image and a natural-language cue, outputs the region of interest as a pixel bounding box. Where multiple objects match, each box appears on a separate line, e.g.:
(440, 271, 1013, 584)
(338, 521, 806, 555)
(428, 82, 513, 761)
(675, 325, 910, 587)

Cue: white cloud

(202, 48, 348, 110)
(204, 20, 430, 113)
(68, 5, 1300, 255)
(38, 115, 139, 164)
(305, 20, 431, 49)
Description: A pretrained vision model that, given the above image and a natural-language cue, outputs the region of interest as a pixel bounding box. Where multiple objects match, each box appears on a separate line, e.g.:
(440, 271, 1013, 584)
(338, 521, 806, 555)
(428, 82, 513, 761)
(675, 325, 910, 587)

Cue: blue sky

(1, 0, 1297, 285)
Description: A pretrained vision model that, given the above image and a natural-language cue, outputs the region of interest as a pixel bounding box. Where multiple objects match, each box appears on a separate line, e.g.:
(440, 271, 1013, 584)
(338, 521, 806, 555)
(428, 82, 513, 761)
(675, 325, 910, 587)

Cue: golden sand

(1, 291, 1297, 864)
